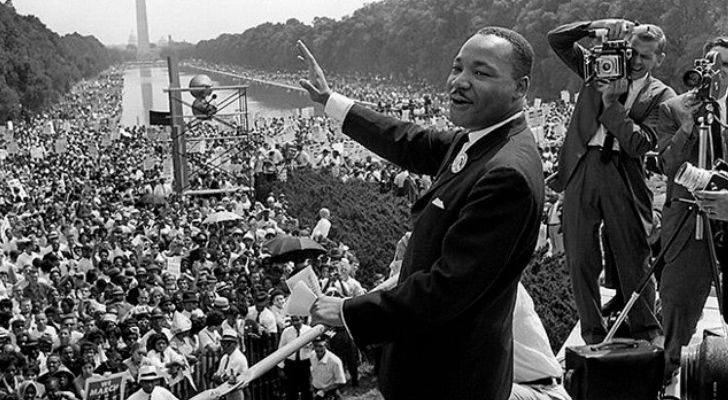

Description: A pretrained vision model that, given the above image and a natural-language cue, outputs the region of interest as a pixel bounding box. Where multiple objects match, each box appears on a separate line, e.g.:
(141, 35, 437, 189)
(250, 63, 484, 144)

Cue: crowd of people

(0, 64, 383, 400)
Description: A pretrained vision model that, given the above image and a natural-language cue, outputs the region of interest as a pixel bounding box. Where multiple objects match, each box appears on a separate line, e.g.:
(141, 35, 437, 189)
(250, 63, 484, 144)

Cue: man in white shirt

(29, 311, 57, 342)
(511, 283, 571, 400)
(246, 292, 278, 335)
(310, 336, 346, 400)
(278, 316, 313, 400)
(127, 365, 178, 400)
(310, 208, 332, 240)
(213, 329, 248, 400)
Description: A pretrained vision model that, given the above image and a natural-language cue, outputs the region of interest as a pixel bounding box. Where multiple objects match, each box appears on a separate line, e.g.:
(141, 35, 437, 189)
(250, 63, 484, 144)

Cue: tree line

(186, 0, 728, 99)
(0, 3, 124, 122)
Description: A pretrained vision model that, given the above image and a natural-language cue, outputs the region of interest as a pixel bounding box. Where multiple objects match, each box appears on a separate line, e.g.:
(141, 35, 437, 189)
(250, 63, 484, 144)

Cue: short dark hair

(704, 36, 728, 56)
(476, 26, 534, 80)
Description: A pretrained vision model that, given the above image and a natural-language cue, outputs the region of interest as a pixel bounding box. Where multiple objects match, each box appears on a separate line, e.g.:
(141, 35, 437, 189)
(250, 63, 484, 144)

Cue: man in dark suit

(299, 27, 544, 400)
(656, 37, 728, 382)
(548, 19, 675, 344)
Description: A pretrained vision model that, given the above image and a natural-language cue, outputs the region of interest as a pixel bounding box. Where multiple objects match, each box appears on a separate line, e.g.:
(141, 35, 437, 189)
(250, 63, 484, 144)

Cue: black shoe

(601, 295, 625, 317)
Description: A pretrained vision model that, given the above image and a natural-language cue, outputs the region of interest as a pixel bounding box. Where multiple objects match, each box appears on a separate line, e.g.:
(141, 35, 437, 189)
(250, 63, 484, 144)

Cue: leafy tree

(187, 0, 728, 100)
(0, 3, 119, 121)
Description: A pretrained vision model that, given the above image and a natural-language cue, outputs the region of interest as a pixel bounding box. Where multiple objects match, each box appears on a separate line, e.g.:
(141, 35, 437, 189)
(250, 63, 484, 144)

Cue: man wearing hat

(213, 328, 248, 400)
(128, 365, 178, 400)
(140, 308, 172, 349)
(213, 297, 231, 313)
(107, 286, 132, 319)
(181, 291, 201, 319)
(310, 335, 346, 400)
(246, 291, 278, 334)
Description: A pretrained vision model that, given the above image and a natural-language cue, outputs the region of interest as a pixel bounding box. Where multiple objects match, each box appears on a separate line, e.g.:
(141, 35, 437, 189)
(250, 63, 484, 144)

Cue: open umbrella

(203, 211, 243, 224)
(264, 235, 326, 263)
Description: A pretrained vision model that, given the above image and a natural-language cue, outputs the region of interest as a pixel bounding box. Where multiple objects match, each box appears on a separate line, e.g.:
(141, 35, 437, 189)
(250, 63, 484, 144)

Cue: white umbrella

(202, 211, 243, 224)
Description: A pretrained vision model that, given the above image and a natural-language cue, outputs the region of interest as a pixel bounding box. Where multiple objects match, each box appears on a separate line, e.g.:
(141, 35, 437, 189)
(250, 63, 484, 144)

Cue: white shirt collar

(629, 74, 649, 97)
(466, 111, 524, 145)
(632, 73, 648, 89)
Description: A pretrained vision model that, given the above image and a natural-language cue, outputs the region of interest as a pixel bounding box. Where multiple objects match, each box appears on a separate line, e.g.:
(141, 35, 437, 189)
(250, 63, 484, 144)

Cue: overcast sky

(13, 0, 372, 45)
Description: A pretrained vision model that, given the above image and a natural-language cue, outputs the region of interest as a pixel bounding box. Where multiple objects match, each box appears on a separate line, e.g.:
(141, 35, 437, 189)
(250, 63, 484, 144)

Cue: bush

(521, 250, 578, 352)
(274, 169, 577, 350)
(265, 168, 410, 288)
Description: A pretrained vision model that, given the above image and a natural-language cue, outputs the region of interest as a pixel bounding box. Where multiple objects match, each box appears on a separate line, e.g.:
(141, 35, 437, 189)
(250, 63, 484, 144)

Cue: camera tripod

(602, 107, 727, 343)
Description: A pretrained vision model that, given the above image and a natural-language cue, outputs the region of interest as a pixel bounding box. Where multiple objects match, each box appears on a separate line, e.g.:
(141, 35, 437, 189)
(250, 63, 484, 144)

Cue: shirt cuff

(340, 298, 354, 340)
(324, 92, 355, 126)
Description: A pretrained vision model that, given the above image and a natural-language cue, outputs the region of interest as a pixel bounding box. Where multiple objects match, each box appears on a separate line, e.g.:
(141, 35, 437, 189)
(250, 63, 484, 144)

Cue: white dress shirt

(310, 350, 346, 390)
(513, 283, 563, 382)
(277, 324, 313, 368)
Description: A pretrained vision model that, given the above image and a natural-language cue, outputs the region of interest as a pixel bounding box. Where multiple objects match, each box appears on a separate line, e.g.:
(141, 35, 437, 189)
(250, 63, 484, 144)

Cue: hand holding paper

(284, 281, 318, 316)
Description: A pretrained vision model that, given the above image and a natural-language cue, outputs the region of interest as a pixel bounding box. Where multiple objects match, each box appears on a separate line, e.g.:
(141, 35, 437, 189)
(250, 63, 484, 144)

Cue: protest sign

(162, 159, 173, 179)
(30, 146, 45, 160)
(84, 371, 127, 400)
(100, 134, 112, 147)
(143, 156, 156, 171)
(167, 256, 181, 277)
(561, 90, 571, 103)
(55, 138, 68, 154)
(6, 141, 18, 155)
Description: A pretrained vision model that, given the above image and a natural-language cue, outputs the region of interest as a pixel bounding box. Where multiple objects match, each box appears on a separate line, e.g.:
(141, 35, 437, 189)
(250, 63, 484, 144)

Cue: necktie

(600, 89, 629, 163)
(295, 328, 301, 361)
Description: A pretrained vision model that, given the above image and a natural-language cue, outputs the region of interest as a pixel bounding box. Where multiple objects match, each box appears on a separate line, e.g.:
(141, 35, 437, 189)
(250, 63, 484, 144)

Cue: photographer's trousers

(659, 201, 714, 380)
(563, 148, 662, 344)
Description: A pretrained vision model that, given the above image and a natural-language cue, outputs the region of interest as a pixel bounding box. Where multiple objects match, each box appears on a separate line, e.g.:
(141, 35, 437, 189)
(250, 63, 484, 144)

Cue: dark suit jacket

(340, 104, 544, 400)
(547, 22, 676, 230)
(656, 93, 727, 261)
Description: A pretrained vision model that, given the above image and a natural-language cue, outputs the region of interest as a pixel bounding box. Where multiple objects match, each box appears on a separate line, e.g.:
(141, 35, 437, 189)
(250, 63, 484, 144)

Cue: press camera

(582, 24, 654, 83)
(583, 38, 632, 82)
(683, 51, 724, 101)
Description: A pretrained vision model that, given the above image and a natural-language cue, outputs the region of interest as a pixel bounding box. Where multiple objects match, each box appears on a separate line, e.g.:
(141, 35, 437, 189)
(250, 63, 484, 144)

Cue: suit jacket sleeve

(656, 99, 697, 177)
(342, 167, 540, 346)
(341, 104, 455, 176)
(547, 21, 592, 77)
(599, 83, 676, 157)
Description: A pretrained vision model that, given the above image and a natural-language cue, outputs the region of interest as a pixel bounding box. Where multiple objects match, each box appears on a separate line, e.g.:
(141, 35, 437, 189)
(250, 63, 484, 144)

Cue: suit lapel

(412, 118, 523, 211)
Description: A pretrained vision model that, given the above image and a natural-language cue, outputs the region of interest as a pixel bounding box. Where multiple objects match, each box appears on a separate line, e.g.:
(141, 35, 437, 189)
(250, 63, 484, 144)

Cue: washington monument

(135, 0, 150, 59)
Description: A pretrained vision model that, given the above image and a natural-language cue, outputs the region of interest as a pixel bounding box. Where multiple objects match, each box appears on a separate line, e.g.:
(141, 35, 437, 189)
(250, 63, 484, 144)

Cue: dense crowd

(0, 65, 376, 400)
(0, 61, 576, 400)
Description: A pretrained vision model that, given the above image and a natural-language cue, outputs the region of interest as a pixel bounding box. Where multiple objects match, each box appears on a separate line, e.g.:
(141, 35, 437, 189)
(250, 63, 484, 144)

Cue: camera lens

(602, 63, 612, 72)
(683, 70, 702, 88)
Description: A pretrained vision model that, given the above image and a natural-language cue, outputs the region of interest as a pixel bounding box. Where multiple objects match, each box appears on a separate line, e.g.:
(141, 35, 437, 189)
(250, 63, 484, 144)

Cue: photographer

(547, 19, 675, 345)
(656, 36, 728, 383)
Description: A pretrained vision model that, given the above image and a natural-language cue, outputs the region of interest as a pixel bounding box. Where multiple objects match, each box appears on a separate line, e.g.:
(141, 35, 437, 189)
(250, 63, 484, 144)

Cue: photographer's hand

(590, 19, 634, 40)
(676, 91, 702, 134)
(694, 189, 728, 221)
(596, 78, 629, 107)
(297, 40, 332, 105)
